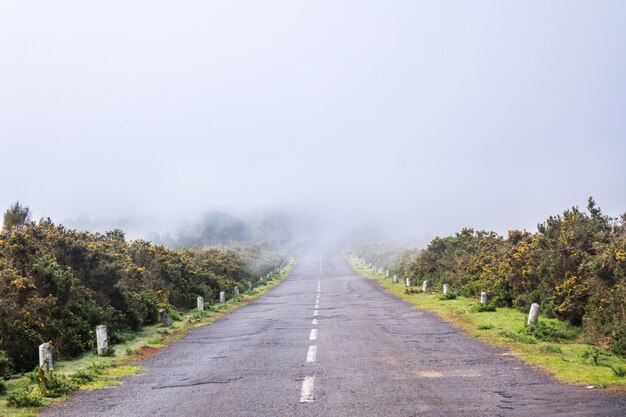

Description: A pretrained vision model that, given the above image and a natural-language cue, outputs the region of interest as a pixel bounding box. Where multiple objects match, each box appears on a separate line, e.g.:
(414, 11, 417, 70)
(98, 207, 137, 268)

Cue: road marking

(300, 375, 315, 403)
(309, 329, 318, 340)
(312, 318, 318, 325)
(306, 345, 317, 362)
(313, 310, 319, 316)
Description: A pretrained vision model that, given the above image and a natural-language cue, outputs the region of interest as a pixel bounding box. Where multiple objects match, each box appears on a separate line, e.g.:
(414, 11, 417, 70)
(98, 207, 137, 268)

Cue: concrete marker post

(234, 287, 240, 297)
(480, 292, 488, 305)
(443, 284, 449, 295)
(197, 296, 204, 311)
(39, 343, 53, 370)
(406, 277, 411, 288)
(527, 303, 540, 325)
(96, 325, 108, 356)
(159, 308, 172, 326)
(422, 280, 428, 292)
(219, 291, 226, 303)
(393, 274, 398, 284)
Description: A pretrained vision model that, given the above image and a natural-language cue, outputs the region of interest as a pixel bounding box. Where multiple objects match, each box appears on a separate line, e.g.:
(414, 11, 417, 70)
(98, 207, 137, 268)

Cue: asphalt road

(41, 251, 626, 416)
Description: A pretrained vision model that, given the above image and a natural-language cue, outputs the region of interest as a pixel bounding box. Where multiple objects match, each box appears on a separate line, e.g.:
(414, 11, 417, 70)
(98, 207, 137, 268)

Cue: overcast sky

(1, 1, 625, 240)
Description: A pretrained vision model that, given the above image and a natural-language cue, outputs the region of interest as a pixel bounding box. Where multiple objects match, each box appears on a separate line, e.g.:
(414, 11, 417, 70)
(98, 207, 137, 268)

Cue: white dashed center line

(300, 375, 315, 403)
(301, 261, 323, 405)
(306, 345, 317, 362)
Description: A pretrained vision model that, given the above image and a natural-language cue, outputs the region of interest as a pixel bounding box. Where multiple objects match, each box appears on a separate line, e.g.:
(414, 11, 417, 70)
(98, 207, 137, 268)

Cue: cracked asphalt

(41, 251, 626, 416)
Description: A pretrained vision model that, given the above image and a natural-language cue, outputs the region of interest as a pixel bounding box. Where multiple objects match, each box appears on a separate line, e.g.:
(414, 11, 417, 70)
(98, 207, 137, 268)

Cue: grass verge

(346, 254, 626, 391)
(0, 259, 296, 416)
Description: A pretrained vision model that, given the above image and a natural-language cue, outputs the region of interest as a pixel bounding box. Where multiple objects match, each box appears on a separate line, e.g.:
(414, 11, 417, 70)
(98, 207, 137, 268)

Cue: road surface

(41, 251, 626, 416)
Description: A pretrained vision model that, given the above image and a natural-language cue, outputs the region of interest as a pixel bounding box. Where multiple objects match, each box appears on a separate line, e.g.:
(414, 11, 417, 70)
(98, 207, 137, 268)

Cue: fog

(1, 1, 625, 245)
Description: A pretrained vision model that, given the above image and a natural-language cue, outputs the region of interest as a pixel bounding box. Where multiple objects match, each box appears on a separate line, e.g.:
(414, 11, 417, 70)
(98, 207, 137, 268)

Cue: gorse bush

(354, 198, 626, 356)
(470, 302, 496, 313)
(32, 366, 73, 398)
(0, 216, 288, 372)
(439, 292, 457, 300)
(6, 387, 43, 408)
(0, 350, 15, 379)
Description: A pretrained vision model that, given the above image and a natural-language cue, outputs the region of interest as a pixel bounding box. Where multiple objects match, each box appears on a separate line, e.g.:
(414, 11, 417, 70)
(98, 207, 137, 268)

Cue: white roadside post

(480, 292, 488, 305)
(219, 291, 226, 303)
(405, 277, 411, 288)
(234, 287, 240, 297)
(39, 343, 53, 370)
(422, 280, 428, 293)
(527, 303, 540, 325)
(197, 296, 204, 311)
(159, 309, 172, 326)
(443, 284, 449, 295)
(393, 274, 398, 284)
(96, 325, 108, 356)
(386, 270, 389, 277)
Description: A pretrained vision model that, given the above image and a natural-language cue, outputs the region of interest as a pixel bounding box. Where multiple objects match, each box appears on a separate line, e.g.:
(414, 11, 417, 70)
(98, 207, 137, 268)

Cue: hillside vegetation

(353, 198, 626, 357)
(0, 209, 289, 374)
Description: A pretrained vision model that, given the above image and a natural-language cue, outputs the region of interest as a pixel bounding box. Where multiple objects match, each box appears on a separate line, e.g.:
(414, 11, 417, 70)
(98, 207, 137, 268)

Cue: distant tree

(587, 196, 602, 219)
(2, 201, 31, 231)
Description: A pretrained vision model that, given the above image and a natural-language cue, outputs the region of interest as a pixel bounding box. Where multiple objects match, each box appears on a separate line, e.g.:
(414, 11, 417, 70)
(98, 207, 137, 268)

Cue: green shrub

(477, 324, 494, 330)
(6, 387, 43, 408)
(0, 378, 7, 395)
(70, 369, 96, 384)
(0, 350, 15, 379)
(610, 328, 626, 358)
(470, 302, 496, 313)
(32, 366, 73, 398)
(87, 363, 105, 375)
(520, 321, 578, 342)
(352, 198, 626, 356)
(0, 218, 287, 372)
(439, 292, 457, 300)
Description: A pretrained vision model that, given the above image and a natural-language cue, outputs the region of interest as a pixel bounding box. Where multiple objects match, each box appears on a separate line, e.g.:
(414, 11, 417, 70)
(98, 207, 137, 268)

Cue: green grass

(0, 260, 296, 416)
(347, 254, 626, 390)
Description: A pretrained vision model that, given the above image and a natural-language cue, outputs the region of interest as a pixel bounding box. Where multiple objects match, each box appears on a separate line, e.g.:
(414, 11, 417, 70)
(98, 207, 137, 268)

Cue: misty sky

(1, 1, 625, 240)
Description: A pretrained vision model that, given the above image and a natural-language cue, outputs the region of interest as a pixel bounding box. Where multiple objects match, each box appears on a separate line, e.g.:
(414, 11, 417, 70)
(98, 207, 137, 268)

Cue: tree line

(0, 203, 289, 373)
(352, 198, 626, 357)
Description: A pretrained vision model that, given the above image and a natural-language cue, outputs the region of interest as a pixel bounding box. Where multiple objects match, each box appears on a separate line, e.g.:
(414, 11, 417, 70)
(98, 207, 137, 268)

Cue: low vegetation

(352, 198, 626, 358)
(0, 201, 293, 414)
